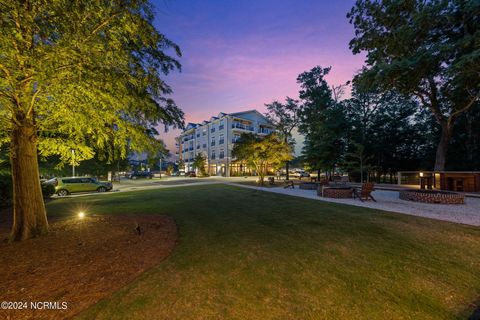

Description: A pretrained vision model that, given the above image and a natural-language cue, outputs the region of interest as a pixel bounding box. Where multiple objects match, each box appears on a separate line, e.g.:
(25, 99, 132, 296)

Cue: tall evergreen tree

(344, 88, 434, 181)
(297, 66, 347, 178)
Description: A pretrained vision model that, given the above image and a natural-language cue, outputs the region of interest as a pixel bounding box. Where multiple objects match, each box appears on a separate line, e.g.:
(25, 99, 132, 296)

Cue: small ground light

(78, 211, 85, 219)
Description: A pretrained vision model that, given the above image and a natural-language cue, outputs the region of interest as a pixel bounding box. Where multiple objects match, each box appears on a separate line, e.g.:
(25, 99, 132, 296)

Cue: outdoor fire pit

(399, 189, 465, 204)
(319, 186, 354, 199)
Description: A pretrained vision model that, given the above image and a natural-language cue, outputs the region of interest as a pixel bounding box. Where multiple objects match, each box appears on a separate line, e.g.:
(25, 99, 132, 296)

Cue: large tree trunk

(10, 123, 48, 241)
(434, 124, 452, 171)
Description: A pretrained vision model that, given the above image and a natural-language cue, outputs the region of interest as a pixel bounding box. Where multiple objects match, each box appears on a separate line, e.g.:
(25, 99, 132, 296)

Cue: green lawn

(46, 184, 480, 319)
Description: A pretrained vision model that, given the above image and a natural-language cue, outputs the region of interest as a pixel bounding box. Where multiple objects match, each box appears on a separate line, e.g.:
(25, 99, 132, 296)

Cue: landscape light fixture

(420, 172, 424, 177)
(78, 211, 85, 219)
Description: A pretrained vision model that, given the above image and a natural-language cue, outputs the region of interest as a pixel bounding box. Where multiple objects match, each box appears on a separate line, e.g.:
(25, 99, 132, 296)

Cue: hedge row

(0, 175, 55, 208)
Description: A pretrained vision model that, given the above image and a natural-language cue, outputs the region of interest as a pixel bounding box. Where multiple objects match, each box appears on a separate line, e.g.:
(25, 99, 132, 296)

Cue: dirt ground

(0, 213, 177, 320)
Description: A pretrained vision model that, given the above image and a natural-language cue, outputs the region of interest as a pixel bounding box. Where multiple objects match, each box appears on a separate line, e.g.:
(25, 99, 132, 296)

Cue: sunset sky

(153, 0, 366, 155)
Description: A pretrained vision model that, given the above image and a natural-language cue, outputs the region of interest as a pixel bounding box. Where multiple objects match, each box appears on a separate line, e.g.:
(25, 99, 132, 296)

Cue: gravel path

(228, 183, 480, 227)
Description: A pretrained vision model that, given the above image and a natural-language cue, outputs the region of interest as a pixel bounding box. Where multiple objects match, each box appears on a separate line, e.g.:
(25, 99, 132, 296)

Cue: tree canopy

(296, 66, 347, 177)
(1, 0, 184, 164)
(265, 97, 302, 179)
(192, 153, 207, 176)
(232, 133, 293, 185)
(348, 0, 480, 170)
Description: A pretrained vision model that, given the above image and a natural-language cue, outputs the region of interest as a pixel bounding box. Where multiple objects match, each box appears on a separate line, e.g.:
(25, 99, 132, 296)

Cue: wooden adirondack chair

(353, 182, 376, 202)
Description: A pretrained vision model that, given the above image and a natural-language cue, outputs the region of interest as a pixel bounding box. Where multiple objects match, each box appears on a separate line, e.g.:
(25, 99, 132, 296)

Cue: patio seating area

(229, 181, 480, 227)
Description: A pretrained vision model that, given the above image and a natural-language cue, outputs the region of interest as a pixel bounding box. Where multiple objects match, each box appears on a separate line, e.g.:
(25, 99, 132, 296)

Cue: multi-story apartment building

(177, 110, 275, 176)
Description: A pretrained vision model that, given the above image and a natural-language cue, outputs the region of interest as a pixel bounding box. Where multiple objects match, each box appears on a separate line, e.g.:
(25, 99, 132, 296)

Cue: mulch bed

(0, 214, 177, 320)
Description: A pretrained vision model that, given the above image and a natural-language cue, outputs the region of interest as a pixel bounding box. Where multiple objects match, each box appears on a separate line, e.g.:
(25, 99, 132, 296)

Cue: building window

(202, 130, 206, 136)
(219, 122, 224, 130)
(211, 127, 215, 133)
(211, 137, 215, 146)
(211, 151, 216, 159)
(197, 144, 200, 149)
(219, 149, 225, 159)
(232, 134, 241, 143)
(219, 134, 224, 145)
(196, 133, 200, 138)
(203, 143, 207, 148)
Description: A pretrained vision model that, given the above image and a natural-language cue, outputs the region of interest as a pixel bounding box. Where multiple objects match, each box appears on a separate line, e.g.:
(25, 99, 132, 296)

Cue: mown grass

(44, 184, 480, 319)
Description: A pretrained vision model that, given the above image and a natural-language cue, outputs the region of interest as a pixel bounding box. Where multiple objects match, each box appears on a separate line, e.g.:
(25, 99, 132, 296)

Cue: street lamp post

(159, 156, 162, 179)
(71, 149, 75, 177)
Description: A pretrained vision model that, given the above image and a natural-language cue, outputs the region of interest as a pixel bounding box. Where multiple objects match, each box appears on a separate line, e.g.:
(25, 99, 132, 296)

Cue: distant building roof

(180, 109, 272, 134)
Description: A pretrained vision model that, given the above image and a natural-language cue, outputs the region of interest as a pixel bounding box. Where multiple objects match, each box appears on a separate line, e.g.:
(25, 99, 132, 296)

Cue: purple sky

(153, 0, 365, 154)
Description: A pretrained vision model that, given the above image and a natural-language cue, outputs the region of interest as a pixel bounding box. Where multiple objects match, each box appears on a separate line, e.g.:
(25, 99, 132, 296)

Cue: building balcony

(182, 134, 194, 142)
(232, 123, 254, 131)
(258, 128, 273, 134)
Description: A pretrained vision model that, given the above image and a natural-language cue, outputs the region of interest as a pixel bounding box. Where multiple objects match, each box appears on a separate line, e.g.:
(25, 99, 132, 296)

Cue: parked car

(127, 171, 153, 179)
(45, 177, 113, 196)
(186, 171, 196, 177)
(292, 170, 310, 178)
(172, 171, 186, 176)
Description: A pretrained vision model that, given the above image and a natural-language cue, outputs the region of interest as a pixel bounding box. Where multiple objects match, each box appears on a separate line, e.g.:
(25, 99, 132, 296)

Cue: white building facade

(177, 110, 275, 177)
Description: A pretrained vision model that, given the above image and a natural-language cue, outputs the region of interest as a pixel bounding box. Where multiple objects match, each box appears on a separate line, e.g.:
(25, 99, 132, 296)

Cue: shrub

(0, 175, 54, 207)
(41, 183, 56, 199)
(0, 174, 12, 208)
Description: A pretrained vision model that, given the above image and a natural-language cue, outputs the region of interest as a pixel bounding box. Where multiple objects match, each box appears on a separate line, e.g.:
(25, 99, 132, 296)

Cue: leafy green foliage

(265, 97, 302, 179)
(41, 183, 55, 199)
(0, 145, 9, 175)
(343, 87, 435, 177)
(348, 0, 480, 169)
(232, 133, 293, 185)
(0, 0, 184, 164)
(192, 153, 207, 176)
(297, 66, 347, 175)
(177, 159, 185, 171)
(448, 104, 480, 170)
(265, 97, 302, 143)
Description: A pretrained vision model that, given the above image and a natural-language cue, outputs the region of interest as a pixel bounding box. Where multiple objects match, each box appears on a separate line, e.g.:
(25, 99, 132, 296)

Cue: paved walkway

(228, 183, 480, 227)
